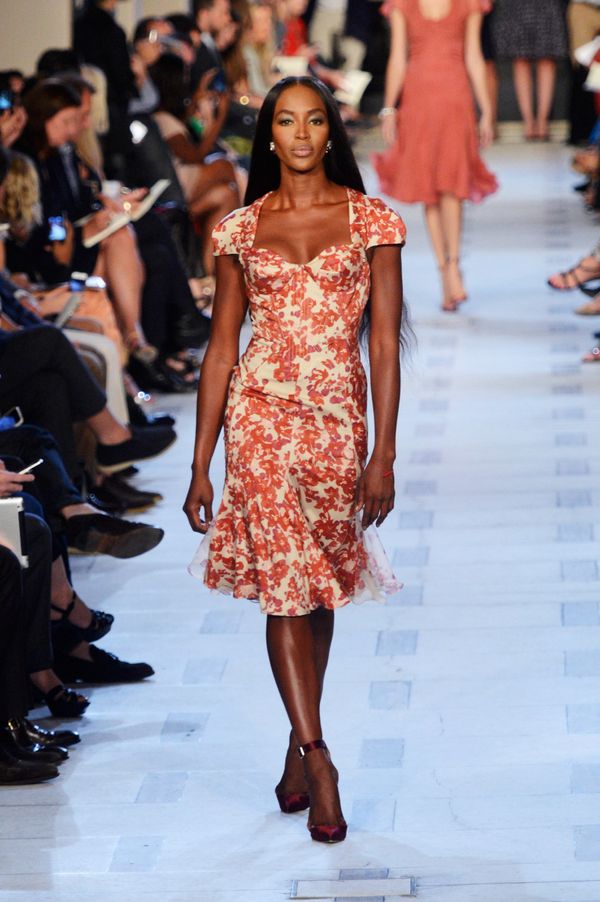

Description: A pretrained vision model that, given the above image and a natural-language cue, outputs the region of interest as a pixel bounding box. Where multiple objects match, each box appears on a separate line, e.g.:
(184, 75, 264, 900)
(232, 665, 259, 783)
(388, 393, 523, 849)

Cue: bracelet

(378, 107, 395, 119)
(382, 470, 394, 478)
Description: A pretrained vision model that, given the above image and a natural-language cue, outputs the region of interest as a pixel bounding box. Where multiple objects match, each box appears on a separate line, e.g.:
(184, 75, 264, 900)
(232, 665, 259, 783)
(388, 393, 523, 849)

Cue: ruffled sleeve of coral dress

(374, 0, 498, 204)
(189, 188, 405, 616)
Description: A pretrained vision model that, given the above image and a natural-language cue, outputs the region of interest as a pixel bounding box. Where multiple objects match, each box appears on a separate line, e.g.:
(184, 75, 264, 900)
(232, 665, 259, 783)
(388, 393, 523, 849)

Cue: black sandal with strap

(50, 592, 114, 643)
(547, 260, 600, 292)
(43, 684, 90, 718)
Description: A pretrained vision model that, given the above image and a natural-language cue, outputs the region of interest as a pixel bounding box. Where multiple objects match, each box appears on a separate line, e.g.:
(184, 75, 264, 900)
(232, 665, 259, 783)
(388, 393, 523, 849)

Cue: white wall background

(0, 0, 190, 75)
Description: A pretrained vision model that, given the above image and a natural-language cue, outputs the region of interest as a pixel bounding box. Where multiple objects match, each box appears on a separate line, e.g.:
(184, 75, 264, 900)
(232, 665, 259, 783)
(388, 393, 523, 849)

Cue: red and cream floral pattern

(190, 188, 406, 616)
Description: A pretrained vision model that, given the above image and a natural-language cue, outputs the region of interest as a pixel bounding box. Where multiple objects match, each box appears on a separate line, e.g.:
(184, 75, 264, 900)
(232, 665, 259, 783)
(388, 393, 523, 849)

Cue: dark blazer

(73, 3, 136, 109)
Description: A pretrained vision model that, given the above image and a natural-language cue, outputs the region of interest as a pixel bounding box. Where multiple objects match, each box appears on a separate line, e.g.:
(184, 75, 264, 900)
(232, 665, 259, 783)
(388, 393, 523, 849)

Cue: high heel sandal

(51, 592, 114, 643)
(547, 259, 600, 292)
(275, 789, 311, 814)
(298, 739, 347, 843)
(275, 733, 310, 813)
(445, 256, 468, 305)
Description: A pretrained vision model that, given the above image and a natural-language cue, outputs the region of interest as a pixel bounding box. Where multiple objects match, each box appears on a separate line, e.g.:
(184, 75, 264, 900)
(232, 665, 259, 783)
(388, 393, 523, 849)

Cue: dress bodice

(212, 189, 405, 407)
(384, 0, 482, 77)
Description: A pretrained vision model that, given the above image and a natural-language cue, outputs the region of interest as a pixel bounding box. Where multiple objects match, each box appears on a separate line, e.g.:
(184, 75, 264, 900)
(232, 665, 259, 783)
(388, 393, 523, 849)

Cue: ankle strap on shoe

(297, 739, 327, 759)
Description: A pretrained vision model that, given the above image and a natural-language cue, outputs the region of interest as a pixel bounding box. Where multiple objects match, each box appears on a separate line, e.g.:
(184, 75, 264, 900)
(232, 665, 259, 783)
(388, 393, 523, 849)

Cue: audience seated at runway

(545, 6, 600, 367)
(0, 0, 386, 787)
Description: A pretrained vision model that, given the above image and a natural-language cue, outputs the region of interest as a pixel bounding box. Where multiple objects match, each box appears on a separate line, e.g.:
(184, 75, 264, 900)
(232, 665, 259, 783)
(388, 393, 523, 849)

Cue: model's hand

(0, 460, 35, 498)
(381, 113, 396, 147)
(183, 470, 214, 534)
(353, 460, 395, 530)
(479, 113, 494, 149)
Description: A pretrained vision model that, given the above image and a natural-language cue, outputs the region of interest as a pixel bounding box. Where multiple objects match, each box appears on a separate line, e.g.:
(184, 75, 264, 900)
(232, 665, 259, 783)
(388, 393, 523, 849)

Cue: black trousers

(0, 547, 27, 722)
(21, 511, 53, 675)
(0, 426, 82, 527)
(134, 212, 200, 351)
(0, 512, 53, 720)
(0, 326, 106, 478)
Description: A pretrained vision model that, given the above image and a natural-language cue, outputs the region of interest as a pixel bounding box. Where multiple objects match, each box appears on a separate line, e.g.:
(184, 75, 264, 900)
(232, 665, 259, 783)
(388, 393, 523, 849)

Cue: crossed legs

(266, 608, 344, 827)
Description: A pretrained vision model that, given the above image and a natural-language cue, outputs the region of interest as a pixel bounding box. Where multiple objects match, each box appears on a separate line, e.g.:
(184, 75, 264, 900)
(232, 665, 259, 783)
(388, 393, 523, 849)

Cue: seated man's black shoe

(0, 745, 59, 785)
(91, 475, 161, 515)
(6, 719, 70, 760)
(65, 514, 164, 559)
(126, 395, 176, 429)
(0, 727, 66, 764)
(54, 646, 155, 684)
(96, 425, 176, 475)
(172, 309, 211, 348)
(86, 489, 127, 516)
(127, 353, 192, 394)
(19, 718, 80, 748)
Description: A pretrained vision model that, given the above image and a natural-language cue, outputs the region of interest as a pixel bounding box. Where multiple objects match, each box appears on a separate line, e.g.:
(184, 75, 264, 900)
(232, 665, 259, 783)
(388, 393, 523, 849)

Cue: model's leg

(439, 194, 466, 304)
(513, 58, 535, 138)
(277, 608, 335, 796)
(486, 61, 499, 137)
(98, 226, 148, 350)
(266, 613, 344, 827)
(424, 202, 453, 309)
(535, 59, 557, 139)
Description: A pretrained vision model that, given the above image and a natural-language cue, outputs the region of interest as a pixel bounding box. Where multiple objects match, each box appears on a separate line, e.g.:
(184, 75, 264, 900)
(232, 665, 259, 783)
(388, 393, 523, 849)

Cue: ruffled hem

(188, 518, 403, 616)
(373, 151, 499, 206)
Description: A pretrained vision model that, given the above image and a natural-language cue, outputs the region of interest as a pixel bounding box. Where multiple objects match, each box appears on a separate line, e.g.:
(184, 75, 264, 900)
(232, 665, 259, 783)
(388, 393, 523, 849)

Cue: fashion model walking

(184, 76, 406, 843)
(374, 0, 497, 311)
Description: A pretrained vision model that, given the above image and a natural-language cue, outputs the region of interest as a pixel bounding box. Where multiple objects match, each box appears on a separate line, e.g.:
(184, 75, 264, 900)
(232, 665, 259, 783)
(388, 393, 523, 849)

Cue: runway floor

(1, 143, 600, 901)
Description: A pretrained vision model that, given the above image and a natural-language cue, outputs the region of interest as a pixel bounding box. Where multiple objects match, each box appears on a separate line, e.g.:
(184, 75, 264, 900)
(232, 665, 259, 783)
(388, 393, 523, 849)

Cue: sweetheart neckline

(246, 243, 365, 267)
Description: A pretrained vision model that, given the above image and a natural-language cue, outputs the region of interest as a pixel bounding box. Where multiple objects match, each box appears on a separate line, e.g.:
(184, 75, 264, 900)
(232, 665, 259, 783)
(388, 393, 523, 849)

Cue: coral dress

(190, 188, 405, 616)
(374, 0, 498, 205)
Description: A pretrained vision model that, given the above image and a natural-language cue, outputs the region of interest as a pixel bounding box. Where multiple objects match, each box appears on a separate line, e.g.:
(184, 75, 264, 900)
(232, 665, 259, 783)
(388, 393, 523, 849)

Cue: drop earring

(326, 140, 332, 153)
(269, 141, 275, 152)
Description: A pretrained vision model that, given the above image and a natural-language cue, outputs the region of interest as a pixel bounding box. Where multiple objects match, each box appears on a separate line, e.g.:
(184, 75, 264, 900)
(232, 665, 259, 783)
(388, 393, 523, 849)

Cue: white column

(0, 0, 72, 74)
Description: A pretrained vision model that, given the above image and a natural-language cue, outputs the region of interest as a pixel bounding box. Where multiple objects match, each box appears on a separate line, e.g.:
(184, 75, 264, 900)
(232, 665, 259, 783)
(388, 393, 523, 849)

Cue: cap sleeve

(464, 0, 484, 13)
(212, 207, 247, 256)
(364, 196, 406, 249)
(381, 0, 406, 17)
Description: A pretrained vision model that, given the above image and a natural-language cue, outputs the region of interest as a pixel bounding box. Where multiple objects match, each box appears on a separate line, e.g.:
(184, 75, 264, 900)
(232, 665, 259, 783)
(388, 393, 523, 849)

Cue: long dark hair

(244, 76, 413, 352)
(20, 79, 81, 158)
(245, 76, 365, 204)
(150, 53, 190, 121)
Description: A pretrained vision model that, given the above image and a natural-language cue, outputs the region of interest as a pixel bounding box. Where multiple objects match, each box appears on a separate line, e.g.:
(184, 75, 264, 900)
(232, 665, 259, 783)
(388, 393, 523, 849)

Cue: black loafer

(0, 748, 59, 785)
(96, 425, 176, 475)
(54, 645, 154, 684)
(65, 514, 164, 559)
(91, 475, 161, 514)
(0, 728, 67, 764)
(18, 718, 80, 747)
(126, 396, 176, 429)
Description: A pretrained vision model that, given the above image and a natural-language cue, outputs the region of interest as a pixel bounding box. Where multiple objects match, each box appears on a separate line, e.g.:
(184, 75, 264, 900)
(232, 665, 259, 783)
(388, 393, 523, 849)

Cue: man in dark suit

(190, 0, 232, 92)
(73, 0, 137, 177)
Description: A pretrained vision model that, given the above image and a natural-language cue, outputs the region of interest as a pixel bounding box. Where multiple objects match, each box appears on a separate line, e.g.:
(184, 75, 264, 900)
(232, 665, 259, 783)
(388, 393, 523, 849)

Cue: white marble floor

(2, 143, 600, 902)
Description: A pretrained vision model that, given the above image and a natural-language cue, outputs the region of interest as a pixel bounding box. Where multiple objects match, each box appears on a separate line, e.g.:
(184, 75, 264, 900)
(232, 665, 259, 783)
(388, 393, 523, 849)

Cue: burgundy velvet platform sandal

(298, 739, 347, 844)
(275, 789, 311, 814)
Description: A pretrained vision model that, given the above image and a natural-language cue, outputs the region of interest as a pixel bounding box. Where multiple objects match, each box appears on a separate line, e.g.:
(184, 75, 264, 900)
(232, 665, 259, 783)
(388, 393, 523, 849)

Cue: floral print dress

(190, 187, 405, 616)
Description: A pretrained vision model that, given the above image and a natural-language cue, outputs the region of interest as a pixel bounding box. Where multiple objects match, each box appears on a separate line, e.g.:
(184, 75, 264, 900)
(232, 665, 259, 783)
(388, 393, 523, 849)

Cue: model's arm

(464, 12, 493, 147)
(183, 253, 248, 533)
(381, 10, 408, 145)
(356, 243, 404, 529)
